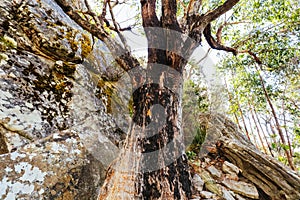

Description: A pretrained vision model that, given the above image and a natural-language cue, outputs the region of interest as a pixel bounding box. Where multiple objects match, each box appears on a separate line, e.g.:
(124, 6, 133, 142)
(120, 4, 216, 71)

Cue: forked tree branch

(204, 23, 262, 64)
(107, 0, 130, 50)
(204, 23, 237, 54)
(84, 0, 102, 26)
(186, 0, 240, 39)
(54, 0, 139, 71)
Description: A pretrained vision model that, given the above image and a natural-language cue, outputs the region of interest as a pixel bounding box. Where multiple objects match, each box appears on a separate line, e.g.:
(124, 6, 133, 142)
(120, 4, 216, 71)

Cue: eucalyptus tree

(52, 0, 300, 198)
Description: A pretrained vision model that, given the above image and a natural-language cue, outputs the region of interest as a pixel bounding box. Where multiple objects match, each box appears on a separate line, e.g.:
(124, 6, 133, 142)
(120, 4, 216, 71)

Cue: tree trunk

(227, 77, 252, 142)
(281, 94, 294, 160)
(99, 18, 194, 200)
(246, 114, 260, 149)
(252, 102, 274, 157)
(248, 101, 268, 154)
(255, 66, 296, 170)
(99, 56, 192, 200)
(235, 93, 251, 142)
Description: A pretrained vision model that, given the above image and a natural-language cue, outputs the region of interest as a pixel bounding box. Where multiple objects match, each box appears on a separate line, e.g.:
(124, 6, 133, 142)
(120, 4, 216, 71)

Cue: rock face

(0, 131, 87, 199)
(192, 174, 204, 193)
(0, 0, 122, 199)
(193, 114, 300, 200)
(191, 156, 259, 200)
(222, 179, 258, 199)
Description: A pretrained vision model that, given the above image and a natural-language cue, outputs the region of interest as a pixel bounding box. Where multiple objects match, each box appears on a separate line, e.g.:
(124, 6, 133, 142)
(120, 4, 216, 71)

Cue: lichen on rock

(0, 0, 123, 199)
(0, 131, 89, 199)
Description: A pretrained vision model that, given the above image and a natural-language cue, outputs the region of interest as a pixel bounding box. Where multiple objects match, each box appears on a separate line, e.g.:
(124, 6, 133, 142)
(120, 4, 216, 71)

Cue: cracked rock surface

(0, 0, 122, 199)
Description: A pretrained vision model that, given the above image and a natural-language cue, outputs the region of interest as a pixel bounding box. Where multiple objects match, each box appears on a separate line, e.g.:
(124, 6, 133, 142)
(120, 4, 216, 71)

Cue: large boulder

(0, 0, 122, 199)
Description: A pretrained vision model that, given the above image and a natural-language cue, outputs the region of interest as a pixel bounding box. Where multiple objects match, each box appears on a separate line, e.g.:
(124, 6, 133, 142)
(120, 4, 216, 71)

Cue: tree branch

(100, 0, 108, 24)
(186, 0, 240, 38)
(203, 0, 240, 23)
(203, 23, 237, 54)
(107, 0, 130, 51)
(55, 0, 107, 39)
(54, 0, 139, 71)
(161, 0, 180, 31)
(204, 23, 262, 64)
(84, 0, 102, 26)
(239, 50, 262, 64)
(141, 0, 160, 27)
(0, 118, 33, 141)
(216, 21, 250, 43)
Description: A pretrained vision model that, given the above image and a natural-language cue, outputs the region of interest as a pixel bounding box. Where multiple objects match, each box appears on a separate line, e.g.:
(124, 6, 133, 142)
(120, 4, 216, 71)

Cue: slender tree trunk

(269, 119, 277, 138)
(281, 94, 294, 160)
(252, 105, 274, 157)
(246, 114, 260, 149)
(234, 93, 252, 142)
(248, 101, 268, 154)
(239, 109, 252, 142)
(269, 119, 285, 155)
(264, 117, 279, 153)
(233, 112, 243, 133)
(227, 73, 252, 142)
(255, 66, 296, 170)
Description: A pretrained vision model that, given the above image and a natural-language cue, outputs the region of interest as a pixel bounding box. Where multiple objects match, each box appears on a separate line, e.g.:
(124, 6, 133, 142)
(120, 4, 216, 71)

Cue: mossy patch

(96, 79, 115, 113)
(0, 35, 17, 54)
(0, 53, 9, 61)
(80, 33, 92, 58)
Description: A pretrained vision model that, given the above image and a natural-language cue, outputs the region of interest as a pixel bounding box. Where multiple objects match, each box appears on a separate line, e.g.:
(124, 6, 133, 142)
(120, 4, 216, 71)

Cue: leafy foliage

(217, 0, 300, 170)
(183, 79, 209, 155)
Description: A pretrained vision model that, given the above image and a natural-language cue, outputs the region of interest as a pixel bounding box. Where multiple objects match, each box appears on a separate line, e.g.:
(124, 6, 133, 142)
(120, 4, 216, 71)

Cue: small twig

(216, 21, 250, 43)
(101, 0, 108, 16)
(196, 48, 212, 65)
(232, 20, 292, 48)
(107, 0, 130, 50)
(0, 118, 33, 141)
(84, 0, 102, 26)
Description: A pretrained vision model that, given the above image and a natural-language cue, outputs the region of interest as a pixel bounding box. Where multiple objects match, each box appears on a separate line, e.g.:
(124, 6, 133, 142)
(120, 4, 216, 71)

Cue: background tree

(217, 0, 300, 171)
